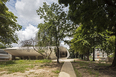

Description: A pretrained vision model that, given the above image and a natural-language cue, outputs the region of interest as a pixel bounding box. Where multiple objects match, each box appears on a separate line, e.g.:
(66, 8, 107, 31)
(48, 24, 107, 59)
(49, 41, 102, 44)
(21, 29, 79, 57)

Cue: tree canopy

(0, 0, 22, 44)
(59, 0, 116, 33)
(59, 0, 116, 66)
(36, 2, 76, 63)
(70, 24, 108, 61)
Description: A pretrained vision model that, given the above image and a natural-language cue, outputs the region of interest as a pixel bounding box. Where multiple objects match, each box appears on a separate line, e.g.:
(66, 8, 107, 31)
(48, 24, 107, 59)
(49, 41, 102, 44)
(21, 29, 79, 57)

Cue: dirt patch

(0, 62, 63, 77)
(72, 60, 116, 77)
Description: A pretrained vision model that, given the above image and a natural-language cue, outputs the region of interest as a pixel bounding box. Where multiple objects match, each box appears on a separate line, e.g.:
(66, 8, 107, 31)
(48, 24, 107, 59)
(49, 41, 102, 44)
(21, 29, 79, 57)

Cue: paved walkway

(52, 58, 74, 62)
(58, 59, 76, 77)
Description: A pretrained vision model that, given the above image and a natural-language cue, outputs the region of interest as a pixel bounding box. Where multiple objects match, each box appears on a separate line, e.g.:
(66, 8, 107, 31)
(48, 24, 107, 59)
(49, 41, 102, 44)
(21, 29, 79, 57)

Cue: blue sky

(6, 0, 70, 49)
(6, 0, 59, 28)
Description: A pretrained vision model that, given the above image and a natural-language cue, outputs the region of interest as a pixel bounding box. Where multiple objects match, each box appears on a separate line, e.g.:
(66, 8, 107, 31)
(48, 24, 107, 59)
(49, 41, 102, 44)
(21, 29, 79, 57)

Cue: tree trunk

(93, 48, 95, 61)
(81, 55, 83, 59)
(111, 51, 116, 67)
(72, 50, 75, 58)
(57, 46, 60, 63)
(47, 47, 52, 59)
(87, 50, 90, 61)
(84, 56, 85, 60)
(76, 52, 78, 58)
(111, 33, 116, 67)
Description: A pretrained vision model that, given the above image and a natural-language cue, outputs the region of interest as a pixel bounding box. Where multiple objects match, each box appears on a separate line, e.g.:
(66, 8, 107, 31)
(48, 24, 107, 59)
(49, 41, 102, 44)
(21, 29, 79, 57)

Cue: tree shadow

(72, 61, 116, 77)
(94, 65, 116, 77)
(40, 62, 63, 70)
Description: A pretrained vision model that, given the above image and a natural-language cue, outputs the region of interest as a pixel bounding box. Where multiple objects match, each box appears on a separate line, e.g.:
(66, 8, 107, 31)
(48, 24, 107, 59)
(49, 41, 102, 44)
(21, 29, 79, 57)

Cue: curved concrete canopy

(5, 46, 69, 59)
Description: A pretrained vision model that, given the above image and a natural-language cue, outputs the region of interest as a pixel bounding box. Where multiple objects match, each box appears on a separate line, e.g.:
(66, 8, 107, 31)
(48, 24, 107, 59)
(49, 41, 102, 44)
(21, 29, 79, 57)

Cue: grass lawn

(0, 59, 63, 77)
(72, 60, 116, 77)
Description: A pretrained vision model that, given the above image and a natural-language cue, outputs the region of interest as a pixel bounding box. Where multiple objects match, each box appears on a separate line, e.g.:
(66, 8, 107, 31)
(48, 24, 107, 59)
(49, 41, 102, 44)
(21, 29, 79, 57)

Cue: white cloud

(15, 0, 43, 27)
(6, 0, 59, 28)
(12, 24, 38, 47)
(60, 42, 69, 49)
(64, 37, 73, 41)
(14, 0, 59, 28)
(16, 24, 38, 40)
(6, 0, 68, 28)
(60, 37, 73, 49)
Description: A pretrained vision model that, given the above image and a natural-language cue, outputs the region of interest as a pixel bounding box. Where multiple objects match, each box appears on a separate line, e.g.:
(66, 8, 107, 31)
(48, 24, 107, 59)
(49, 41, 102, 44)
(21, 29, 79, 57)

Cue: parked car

(0, 49, 12, 60)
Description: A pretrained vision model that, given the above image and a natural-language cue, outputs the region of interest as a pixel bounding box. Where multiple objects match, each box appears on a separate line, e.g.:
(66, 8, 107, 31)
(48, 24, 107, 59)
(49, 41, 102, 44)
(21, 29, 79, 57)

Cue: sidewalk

(58, 61, 76, 77)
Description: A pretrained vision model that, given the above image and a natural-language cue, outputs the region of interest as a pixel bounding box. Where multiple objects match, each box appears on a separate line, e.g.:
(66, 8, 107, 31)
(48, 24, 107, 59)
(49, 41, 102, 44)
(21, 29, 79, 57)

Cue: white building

(91, 49, 107, 61)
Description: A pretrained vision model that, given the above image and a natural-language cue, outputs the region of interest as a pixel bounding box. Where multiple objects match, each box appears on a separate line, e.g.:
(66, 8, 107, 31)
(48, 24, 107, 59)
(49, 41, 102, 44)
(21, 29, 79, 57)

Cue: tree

(99, 35, 115, 56)
(70, 24, 109, 61)
(0, 43, 6, 49)
(59, 0, 116, 67)
(71, 25, 93, 61)
(36, 2, 75, 63)
(0, 0, 22, 44)
(37, 23, 56, 47)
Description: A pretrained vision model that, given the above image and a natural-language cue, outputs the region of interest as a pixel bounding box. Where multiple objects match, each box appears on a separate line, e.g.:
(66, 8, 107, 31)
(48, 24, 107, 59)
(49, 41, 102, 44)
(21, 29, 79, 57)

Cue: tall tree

(59, 0, 116, 67)
(0, 0, 22, 44)
(36, 2, 75, 63)
(71, 25, 93, 61)
(71, 24, 108, 61)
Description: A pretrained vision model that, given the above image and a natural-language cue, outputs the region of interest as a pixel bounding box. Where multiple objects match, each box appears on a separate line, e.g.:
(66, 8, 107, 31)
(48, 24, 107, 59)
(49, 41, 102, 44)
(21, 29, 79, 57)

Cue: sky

(6, 0, 71, 49)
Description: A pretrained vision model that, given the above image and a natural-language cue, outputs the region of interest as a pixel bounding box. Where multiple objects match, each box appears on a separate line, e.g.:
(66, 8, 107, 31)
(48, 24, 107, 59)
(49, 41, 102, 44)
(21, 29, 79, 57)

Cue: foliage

(108, 53, 114, 58)
(37, 23, 56, 47)
(100, 36, 115, 55)
(59, 0, 116, 66)
(37, 2, 75, 44)
(52, 70, 60, 74)
(70, 23, 114, 61)
(59, 0, 116, 33)
(20, 39, 33, 47)
(0, 43, 6, 49)
(0, 0, 22, 44)
(70, 24, 105, 59)
(36, 2, 76, 63)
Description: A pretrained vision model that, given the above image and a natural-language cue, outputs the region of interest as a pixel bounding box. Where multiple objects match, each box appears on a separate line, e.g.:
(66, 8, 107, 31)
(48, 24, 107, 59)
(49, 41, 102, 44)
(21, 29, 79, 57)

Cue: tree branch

(103, 0, 116, 8)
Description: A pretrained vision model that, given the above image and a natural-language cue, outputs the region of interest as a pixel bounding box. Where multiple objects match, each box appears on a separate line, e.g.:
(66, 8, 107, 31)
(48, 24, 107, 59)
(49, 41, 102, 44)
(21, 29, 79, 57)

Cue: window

(0, 50, 8, 54)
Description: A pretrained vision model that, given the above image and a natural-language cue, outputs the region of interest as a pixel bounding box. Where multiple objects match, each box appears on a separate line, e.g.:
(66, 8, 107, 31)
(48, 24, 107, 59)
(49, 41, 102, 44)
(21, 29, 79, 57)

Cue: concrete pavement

(52, 58, 75, 62)
(58, 59, 76, 77)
